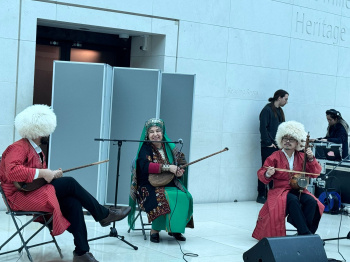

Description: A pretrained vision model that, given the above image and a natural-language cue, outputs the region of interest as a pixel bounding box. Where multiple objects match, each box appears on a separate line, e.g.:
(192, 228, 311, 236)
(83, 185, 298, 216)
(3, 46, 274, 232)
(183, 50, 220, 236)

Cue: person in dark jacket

(258, 89, 289, 204)
(318, 109, 349, 159)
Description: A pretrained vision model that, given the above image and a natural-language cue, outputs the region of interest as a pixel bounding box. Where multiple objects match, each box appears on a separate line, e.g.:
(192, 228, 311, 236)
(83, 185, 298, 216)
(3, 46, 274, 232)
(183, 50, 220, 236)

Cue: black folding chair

(127, 199, 151, 240)
(0, 183, 63, 261)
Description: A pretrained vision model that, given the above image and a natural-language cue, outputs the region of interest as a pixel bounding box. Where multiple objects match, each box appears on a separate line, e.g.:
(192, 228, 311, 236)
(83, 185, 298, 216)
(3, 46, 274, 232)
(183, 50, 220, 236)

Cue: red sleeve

(148, 163, 161, 174)
(257, 155, 275, 184)
(2, 143, 36, 183)
(305, 157, 322, 178)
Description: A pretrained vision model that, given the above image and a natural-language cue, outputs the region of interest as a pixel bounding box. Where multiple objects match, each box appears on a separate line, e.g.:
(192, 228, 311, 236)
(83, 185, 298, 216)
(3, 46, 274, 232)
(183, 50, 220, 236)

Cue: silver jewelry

(158, 148, 166, 160)
(162, 164, 170, 172)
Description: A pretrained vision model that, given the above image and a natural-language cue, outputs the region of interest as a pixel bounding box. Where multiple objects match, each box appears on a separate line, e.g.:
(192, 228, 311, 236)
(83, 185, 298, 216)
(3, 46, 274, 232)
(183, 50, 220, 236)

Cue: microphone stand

(87, 138, 181, 250)
(320, 154, 350, 242)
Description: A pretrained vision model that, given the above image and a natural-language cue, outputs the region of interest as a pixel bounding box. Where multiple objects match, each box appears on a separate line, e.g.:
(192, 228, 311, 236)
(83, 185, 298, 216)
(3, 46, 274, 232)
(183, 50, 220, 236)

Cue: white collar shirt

(282, 149, 295, 170)
(28, 139, 41, 178)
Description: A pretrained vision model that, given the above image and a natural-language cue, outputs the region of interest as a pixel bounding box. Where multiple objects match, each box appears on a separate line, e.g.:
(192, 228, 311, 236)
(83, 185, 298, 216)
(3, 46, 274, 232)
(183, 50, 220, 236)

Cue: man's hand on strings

(39, 168, 63, 183)
(39, 169, 55, 183)
(53, 168, 63, 179)
(306, 148, 314, 161)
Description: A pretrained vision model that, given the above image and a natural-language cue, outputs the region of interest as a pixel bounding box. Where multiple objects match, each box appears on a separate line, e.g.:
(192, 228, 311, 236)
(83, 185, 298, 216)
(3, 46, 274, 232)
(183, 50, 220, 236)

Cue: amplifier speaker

(243, 235, 328, 262)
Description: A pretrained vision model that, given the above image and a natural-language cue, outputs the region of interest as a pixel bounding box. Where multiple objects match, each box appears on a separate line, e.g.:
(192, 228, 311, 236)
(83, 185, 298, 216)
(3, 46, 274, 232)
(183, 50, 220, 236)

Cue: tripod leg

(109, 228, 138, 250)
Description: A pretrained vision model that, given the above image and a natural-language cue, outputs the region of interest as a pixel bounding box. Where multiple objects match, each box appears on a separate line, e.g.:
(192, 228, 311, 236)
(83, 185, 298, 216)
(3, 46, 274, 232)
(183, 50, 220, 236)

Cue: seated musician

(128, 118, 194, 243)
(0, 105, 131, 262)
(252, 121, 325, 240)
(316, 109, 349, 159)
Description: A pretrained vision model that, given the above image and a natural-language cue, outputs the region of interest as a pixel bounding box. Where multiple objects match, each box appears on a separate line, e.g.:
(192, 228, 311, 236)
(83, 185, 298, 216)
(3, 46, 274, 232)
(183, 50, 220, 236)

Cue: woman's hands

(169, 165, 185, 177)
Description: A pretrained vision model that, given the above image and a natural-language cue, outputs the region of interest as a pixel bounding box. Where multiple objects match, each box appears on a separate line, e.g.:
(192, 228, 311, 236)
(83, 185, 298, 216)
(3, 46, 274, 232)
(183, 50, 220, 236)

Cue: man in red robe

(253, 121, 325, 240)
(0, 105, 130, 262)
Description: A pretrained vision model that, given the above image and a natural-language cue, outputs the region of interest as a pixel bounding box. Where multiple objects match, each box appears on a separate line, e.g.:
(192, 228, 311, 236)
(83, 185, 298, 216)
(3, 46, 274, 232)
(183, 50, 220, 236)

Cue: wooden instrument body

(14, 178, 47, 192)
(148, 172, 174, 187)
(289, 175, 309, 190)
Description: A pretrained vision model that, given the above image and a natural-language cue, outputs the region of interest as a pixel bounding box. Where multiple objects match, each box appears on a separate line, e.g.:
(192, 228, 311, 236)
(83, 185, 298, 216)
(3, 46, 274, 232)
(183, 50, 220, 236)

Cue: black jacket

(259, 103, 284, 147)
(326, 123, 349, 159)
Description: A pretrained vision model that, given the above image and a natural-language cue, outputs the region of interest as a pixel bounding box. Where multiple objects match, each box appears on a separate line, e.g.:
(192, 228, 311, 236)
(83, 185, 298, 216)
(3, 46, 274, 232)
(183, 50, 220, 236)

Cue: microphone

(178, 138, 183, 144)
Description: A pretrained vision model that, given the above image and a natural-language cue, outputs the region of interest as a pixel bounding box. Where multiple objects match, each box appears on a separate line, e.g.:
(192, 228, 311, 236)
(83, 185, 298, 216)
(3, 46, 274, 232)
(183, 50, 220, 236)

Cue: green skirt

(151, 187, 193, 233)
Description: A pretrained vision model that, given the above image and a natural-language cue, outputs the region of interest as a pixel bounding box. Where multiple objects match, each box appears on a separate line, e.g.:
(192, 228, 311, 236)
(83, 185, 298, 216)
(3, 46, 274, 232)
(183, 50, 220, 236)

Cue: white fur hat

(275, 121, 307, 150)
(15, 104, 57, 139)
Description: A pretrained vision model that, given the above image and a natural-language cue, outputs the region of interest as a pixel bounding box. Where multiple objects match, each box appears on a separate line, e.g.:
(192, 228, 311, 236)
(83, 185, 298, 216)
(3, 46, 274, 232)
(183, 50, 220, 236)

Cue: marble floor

(0, 201, 349, 262)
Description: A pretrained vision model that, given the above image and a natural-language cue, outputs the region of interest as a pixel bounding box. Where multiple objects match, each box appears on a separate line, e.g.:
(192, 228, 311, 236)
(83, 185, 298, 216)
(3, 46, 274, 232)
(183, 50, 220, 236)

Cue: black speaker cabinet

(243, 235, 328, 262)
(324, 163, 350, 204)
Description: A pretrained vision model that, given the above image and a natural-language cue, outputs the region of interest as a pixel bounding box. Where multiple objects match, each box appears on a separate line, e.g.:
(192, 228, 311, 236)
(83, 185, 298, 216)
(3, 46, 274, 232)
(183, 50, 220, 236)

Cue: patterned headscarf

(128, 118, 176, 229)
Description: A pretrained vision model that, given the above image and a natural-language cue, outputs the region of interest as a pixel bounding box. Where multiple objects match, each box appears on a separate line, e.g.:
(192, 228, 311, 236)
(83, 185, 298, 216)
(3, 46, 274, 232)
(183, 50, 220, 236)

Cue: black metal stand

(88, 140, 138, 250)
(323, 231, 350, 242)
(89, 138, 180, 249)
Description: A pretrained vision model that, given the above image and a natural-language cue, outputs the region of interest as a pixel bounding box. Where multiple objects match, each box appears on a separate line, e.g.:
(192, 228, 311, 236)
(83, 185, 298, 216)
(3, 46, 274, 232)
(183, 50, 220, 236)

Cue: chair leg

(127, 206, 151, 240)
(0, 214, 63, 261)
(49, 230, 63, 259)
(139, 210, 147, 240)
(11, 215, 34, 262)
(43, 216, 63, 259)
(127, 211, 141, 233)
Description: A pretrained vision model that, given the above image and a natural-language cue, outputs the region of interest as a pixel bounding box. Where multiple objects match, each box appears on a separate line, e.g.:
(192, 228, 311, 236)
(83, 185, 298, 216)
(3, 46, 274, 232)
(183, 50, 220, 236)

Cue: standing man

(0, 104, 131, 262)
(257, 89, 289, 204)
(253, 121, 324, 239)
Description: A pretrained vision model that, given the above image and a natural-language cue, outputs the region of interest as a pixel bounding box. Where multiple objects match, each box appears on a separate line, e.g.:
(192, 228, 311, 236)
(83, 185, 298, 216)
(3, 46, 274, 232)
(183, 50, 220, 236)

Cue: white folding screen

(50, 61, 112, 203)
(160, 73, 195, 168)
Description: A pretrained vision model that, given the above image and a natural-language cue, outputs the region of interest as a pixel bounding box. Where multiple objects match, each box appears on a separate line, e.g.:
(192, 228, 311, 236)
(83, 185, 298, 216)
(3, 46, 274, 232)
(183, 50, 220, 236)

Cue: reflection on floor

(0, 201, 349, 262)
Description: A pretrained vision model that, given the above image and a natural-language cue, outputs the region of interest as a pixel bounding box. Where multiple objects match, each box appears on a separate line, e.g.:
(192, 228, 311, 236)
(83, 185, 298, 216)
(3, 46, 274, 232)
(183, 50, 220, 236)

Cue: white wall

(1, 0, 350, 204)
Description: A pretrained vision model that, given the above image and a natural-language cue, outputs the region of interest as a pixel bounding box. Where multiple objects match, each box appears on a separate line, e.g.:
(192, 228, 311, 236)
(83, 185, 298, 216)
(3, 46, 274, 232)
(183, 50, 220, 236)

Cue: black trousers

(258, 146, 278, 196)
(286, 190, 321, 235)
(51, 177, 109, 255)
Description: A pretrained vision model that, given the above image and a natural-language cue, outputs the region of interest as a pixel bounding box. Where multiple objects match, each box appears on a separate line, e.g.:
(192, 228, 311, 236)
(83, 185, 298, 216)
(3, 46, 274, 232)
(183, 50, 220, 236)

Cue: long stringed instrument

(14, 159, 109, 192)
(180, 147, 229, 169)
(290, 132, 311, 191)
(263, 166, 320, 177)
(148, 148, 229, 187)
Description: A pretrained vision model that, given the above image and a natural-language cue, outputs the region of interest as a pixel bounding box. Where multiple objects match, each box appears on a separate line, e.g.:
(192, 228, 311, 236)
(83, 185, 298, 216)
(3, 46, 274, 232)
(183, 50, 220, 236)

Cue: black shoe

(150, 232, 160, 243)
(256, 195, 267, 204)
(168, 232, 186, 241)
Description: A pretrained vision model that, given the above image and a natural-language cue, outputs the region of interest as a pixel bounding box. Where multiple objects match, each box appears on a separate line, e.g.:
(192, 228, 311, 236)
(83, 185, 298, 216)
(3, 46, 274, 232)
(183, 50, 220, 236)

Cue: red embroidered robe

(0, 139, 70, 236)
(252, 150, 325, 240)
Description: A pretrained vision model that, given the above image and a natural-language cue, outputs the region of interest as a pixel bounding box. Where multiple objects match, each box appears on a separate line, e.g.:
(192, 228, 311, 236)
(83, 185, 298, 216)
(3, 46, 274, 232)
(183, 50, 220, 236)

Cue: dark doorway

(33, 25, 131, 159)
